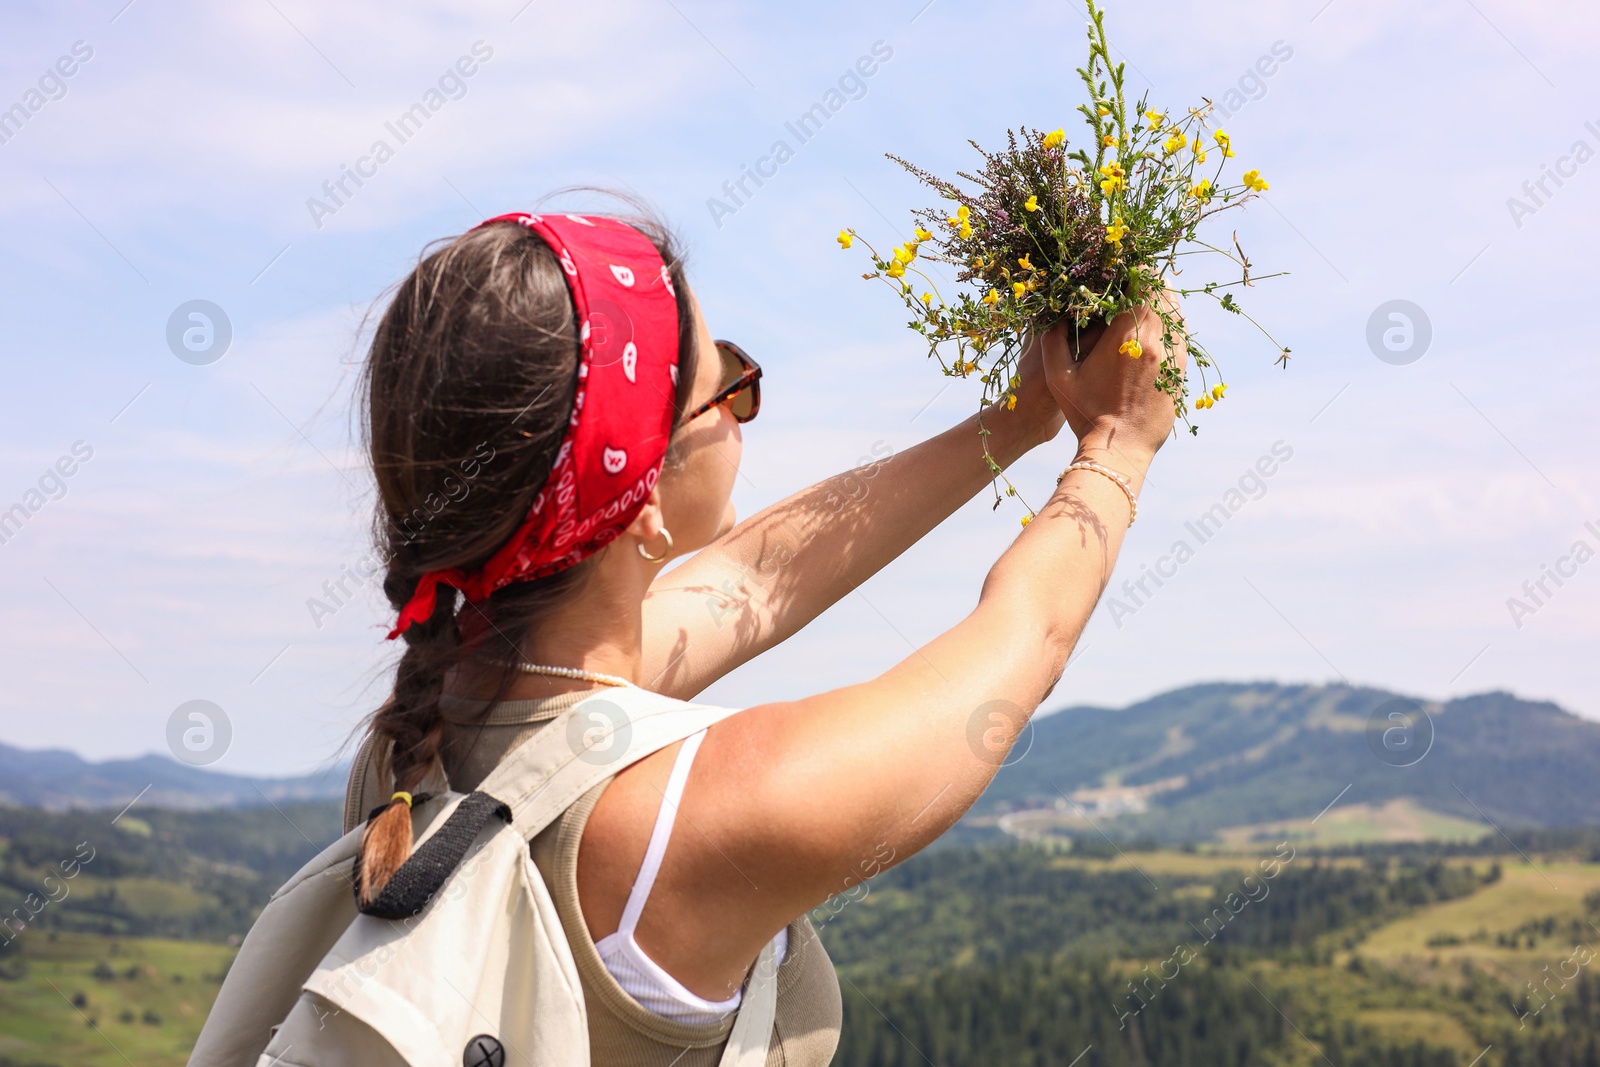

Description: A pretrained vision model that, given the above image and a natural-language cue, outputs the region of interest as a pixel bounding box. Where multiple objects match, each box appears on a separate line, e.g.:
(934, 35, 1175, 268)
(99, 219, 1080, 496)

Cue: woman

(343, 208, 1180, 1064)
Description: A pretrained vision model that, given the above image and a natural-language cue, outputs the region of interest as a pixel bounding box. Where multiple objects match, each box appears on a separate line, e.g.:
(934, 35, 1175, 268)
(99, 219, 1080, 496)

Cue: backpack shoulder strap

(344, 730, 380, 834)
(476, 686, 745, 840)
(472, 686, 779, 1067)
(719, 940, 779, 1067)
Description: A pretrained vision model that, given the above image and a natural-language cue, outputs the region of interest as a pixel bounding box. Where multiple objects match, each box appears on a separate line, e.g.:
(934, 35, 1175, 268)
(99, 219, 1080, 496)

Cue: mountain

(4, 682, 1596, 835)
(0, 742, 349, 811)
(973, 682, 1600, 843)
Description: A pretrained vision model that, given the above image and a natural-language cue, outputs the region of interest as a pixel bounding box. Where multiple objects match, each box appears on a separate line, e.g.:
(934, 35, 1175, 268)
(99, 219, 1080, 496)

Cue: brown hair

(354, 213, 698, 904)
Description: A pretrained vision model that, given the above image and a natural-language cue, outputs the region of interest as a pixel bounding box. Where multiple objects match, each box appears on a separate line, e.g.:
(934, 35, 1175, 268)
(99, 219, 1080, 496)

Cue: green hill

(824, 838, 1600, 1067)
(973, 683, 1600, 844)
(0, 803, 342, 944)
(4, 681, 1600, 1065)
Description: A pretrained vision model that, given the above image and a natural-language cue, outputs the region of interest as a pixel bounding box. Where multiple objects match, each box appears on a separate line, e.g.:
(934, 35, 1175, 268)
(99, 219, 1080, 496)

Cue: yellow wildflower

(836, 230, 853, 249)
(921, 292, 934, 306)
(1242, 169, 1269, 192)
(1042, 128, 1065, 149)
(1102, 133, 1117, 147)
(886, 261, 905, 279)
(914, 225, 932, 241)
(1190, 179, 1213, 202)
(982, 289, 1000, 306)
(959, 222, 973, 239)
(1163, 132, 1186, 154)
(1105, 216, 1128, 244)
(957, 205, 971, 220)
(1144, 110, 1164, 128)
(1021, 514, 1033, 527)
(1119, 338, 1142, 359)
(1024, 194, 1039, 212)
(1011, 281, 1027, 299)
(1211, 383, 1227, 400)
(1097, 104, 1110, 116)
(1017, 254, 1035, 271)
(1005, 393, 1018, 410)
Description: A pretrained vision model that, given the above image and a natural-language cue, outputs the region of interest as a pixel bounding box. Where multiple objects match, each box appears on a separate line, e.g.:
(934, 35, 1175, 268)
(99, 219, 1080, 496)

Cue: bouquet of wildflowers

(840, 0, 1289, 512)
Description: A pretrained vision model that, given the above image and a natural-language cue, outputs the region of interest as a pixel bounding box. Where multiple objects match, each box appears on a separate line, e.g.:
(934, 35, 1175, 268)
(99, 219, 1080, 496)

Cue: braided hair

(355, 212, 698, 904)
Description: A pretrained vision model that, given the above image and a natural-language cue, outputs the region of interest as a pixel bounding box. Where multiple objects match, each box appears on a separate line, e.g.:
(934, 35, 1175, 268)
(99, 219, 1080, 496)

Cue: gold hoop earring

(637, 528, 673, 562)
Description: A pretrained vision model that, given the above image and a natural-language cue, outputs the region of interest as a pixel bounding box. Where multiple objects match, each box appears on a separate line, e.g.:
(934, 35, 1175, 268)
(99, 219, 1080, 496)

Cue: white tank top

(594, 728, 789, 1025)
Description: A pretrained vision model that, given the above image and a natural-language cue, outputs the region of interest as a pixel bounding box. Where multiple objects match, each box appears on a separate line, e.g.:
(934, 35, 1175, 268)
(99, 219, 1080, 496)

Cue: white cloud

(1, 0, 1598, 771)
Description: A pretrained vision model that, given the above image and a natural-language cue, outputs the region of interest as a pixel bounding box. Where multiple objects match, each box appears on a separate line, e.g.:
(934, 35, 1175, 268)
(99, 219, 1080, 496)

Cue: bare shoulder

(572, 701, 828, 1001)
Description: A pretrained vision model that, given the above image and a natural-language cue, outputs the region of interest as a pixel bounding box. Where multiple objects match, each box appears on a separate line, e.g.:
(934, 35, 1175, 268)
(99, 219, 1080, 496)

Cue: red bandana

(387, 212, 682, 639)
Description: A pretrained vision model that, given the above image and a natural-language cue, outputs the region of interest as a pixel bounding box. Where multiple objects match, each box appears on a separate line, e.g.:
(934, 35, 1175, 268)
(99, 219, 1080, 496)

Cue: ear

(624, 486, 667, 544)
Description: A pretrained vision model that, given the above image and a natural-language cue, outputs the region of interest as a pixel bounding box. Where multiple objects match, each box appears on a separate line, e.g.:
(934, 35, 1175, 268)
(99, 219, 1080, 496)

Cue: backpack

(189, 687, 774, 1067)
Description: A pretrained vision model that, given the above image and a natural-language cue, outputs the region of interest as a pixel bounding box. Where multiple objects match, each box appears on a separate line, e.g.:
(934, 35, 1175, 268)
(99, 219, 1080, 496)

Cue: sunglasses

(684, 339, 762, 424)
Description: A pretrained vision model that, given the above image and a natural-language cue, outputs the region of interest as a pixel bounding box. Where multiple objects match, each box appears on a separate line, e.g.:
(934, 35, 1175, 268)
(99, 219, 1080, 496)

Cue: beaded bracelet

(1056, 459, 1138, 527)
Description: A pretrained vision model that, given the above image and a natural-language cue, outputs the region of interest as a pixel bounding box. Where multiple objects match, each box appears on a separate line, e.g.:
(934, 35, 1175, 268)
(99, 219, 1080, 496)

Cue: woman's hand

(1041, 298, 1185, 464)
(1009, 321, 1106, 447)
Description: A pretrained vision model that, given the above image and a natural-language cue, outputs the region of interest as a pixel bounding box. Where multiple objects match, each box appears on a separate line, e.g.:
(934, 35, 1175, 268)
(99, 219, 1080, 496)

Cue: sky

(0, 0, 1596, 775)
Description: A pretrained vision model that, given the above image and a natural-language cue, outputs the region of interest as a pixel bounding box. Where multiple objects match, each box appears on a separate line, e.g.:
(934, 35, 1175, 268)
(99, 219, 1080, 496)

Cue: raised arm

(603, 304, 1183, 999)
(639, 324, 1105, 699)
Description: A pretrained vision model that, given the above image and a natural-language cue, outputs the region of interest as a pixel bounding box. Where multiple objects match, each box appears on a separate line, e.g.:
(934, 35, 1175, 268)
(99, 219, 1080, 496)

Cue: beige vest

(345, 690, 843, 1067)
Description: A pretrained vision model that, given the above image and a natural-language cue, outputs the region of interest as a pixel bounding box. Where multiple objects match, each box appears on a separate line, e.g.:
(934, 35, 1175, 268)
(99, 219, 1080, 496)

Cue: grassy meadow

(0, 932, 234, 1067)
(3, 766, 1599, 1065)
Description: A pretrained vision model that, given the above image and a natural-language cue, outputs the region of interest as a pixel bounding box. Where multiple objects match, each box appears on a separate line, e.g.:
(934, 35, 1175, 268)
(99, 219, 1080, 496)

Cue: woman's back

(345, 690, 843, 1066)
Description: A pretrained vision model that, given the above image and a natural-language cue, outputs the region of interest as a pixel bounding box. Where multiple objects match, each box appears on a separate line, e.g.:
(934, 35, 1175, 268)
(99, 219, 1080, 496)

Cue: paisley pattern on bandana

(388, 212, 681, 639)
